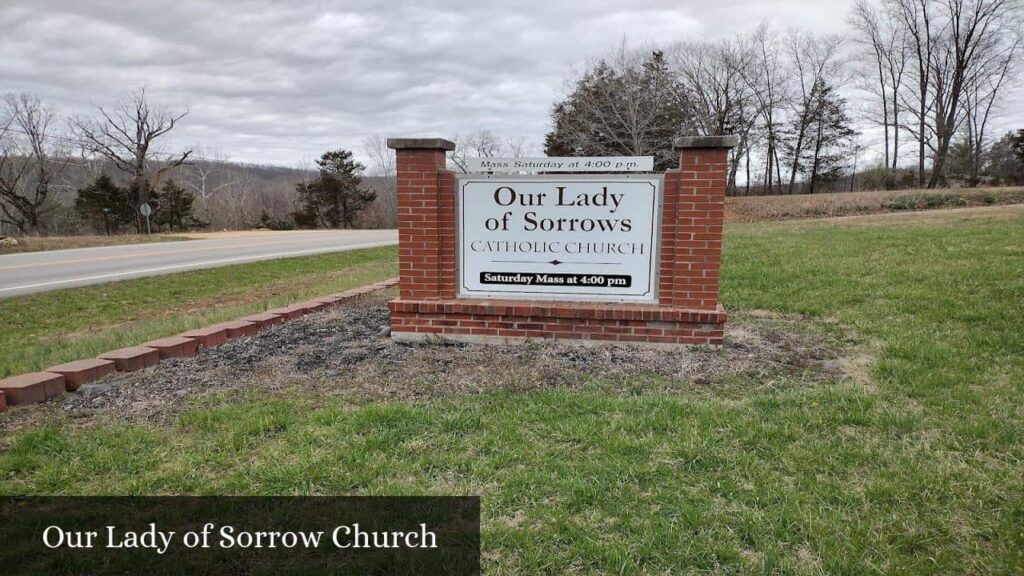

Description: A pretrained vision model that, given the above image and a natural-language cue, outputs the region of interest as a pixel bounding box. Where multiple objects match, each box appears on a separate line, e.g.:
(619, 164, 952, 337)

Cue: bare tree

(177, 145, 239, 222)
(889, 0, 935, 186)
(362, 133, 397, 227)
(0, 93, 67, 234)
(448, 130, 532, 173)
(216, 166, 257, 230)
(851, 0, 910, 184)
(363, 133, 396, 177)
(961, 30, 1020, 184)
(889, 0, 1021, 188)
(782, 31, 847, 194)
(449, 130, 504, 173)
(72, 88, 192, 230)
(933, 0, 1020, 188)
(669, 35, 764, 191)
(503, 136, 532, 158)
(745, 24, 792, 195)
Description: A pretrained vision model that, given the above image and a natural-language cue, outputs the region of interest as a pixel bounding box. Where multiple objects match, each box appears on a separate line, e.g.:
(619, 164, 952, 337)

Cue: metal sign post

(140, 203, 152, 235)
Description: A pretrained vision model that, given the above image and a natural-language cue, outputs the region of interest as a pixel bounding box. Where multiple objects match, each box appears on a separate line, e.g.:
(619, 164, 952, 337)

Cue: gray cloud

(7, 0, 1015, 168)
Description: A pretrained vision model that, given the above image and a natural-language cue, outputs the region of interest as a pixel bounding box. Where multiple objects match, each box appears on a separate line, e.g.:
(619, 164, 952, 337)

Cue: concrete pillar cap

(673, 135, 740, 149)
(387, 138, 456, 151)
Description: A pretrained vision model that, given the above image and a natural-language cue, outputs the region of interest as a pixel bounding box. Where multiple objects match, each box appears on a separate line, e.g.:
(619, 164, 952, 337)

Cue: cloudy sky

(1, 0, 1016, 169)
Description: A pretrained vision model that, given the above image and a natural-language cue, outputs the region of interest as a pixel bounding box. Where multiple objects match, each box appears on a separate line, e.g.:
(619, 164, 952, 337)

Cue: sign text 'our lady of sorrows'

(458, 175, 661, 302)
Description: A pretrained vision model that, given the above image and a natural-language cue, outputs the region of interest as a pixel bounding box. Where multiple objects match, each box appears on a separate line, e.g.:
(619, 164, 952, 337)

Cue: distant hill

(5, 157, 396, 235)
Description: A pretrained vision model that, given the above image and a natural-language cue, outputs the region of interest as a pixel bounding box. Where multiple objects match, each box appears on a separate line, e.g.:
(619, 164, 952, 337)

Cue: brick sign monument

(386, 136, 737, 347)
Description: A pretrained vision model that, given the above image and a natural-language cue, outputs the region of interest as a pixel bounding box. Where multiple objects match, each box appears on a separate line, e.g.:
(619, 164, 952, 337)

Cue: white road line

(0, 241, 396, 293)
(0, 233, 397, 270)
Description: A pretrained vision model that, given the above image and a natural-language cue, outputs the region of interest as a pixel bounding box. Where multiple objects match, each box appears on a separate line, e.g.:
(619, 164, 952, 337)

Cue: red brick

(178, 326, 228, 348)
(0, 390, 5, 413)
(142, 336, 200, 359)
(43, 375, 64, 398)
(293, 300, 330, 313)
(238, 312, 284, 329)
(46, 358, 116, 391)
(266, 306, 304, 321)
(98, 347, 161, 371)
(211, 320, 258, 338)
(0, 372, 64, 405)
(310, 295, 346, 306)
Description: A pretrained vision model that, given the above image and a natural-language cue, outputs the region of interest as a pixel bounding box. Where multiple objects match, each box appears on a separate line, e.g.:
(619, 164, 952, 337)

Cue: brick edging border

(0, 277, 399, 413)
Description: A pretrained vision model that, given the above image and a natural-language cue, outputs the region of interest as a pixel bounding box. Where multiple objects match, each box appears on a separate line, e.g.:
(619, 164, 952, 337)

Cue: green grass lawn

(0, 245, 397, 376)
(2, 209, 1023, 574)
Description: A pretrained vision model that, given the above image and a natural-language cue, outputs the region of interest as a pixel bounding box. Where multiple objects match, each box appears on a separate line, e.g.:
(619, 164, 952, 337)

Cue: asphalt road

(0, 230, 397, 297)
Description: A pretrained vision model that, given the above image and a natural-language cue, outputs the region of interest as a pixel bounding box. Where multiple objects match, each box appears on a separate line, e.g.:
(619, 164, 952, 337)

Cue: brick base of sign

(389, 299, 726, 347)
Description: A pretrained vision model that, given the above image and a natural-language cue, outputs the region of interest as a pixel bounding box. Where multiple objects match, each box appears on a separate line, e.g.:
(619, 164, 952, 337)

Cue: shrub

(258, 210, 294, 231)
(885, 195, 923, 211)
(887, 193, 967, 211)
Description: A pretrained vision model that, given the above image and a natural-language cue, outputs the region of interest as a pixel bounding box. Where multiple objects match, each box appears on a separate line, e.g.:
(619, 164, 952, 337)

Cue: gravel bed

(1, 293, 858, 430)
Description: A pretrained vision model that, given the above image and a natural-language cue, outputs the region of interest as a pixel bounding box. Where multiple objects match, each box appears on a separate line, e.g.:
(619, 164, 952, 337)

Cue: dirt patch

(0, 293, 865, 430)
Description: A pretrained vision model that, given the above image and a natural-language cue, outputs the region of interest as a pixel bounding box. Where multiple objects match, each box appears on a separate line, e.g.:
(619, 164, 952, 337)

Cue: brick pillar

(659, 135, 737, 310)
(387, 138, 456, 300)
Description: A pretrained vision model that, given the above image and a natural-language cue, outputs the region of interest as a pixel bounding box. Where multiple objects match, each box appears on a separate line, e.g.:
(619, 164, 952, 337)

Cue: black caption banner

(480, 271, 632, 288)
(0, 496, 480, 575)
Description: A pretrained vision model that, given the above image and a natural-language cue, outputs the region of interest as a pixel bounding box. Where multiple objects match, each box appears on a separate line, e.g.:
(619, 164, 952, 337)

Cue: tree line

(545, 0, 1023, 194)
(0, 89, 383, 236)
(4, 0, 1023, 236)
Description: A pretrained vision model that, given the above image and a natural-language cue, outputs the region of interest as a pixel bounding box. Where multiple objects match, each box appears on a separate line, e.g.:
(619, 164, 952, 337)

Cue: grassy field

(725, 184, 1024, 222)
(0, 245, 397, 377)
(2, 207, 1023, 573)
(0, 233, 191, 254)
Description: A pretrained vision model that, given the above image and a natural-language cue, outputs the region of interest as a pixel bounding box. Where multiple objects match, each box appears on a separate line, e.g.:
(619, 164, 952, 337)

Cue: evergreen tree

(1012, 129, 1024, 163)
(781, 79, 857, 193)
(74, 174, 132, 235)
(544, 51, 684, 171)
(292, 150, 376, 228)
(153, 179, 206, 231)
(983, 130, 1024, 185)
(945, 138, 978, 184)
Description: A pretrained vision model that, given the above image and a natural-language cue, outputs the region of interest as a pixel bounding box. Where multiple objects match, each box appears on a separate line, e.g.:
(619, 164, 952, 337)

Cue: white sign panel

(458, 175, 661, 302)
(465, 156, 654, 173)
